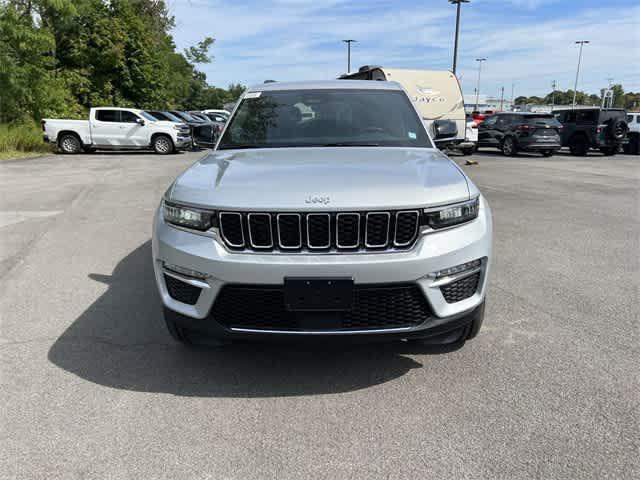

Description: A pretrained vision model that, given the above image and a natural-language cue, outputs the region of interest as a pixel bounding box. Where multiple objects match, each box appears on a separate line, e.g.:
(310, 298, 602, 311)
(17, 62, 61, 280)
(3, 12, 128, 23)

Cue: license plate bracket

(284, 277, 354, 312)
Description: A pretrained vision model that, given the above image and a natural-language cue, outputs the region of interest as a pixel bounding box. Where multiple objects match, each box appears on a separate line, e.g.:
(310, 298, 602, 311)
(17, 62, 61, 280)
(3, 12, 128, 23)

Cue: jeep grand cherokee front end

(152, 80, 492, 346)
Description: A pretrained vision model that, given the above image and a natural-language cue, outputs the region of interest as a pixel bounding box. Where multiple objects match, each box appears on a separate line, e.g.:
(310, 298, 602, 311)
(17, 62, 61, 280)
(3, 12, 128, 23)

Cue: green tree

(1, 0, 240, 123)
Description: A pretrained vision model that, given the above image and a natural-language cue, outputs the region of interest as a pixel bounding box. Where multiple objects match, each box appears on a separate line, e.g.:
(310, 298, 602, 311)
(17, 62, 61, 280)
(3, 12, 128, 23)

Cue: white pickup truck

(42, 107, 192, 154)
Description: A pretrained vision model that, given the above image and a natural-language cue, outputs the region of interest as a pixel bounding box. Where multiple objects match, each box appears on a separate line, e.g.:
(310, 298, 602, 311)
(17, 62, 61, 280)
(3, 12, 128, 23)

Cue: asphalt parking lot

(1, 149, 638, 479)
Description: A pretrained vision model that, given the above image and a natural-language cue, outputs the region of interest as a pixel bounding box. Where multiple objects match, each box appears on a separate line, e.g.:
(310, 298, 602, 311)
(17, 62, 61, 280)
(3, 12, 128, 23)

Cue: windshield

(190, 113, 210, 122)
(141, 111, 159, 121)
(218, 89, 433, 149)
(171, 111, 198, 122)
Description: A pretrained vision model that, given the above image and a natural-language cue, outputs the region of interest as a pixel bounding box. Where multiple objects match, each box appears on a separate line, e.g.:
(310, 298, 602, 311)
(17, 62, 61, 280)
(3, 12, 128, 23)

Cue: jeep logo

(305, 196, 330, 205)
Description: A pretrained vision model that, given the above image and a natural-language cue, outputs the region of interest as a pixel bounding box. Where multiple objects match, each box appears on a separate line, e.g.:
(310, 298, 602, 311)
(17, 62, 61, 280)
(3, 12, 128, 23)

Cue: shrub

(0, 122, 53, 156)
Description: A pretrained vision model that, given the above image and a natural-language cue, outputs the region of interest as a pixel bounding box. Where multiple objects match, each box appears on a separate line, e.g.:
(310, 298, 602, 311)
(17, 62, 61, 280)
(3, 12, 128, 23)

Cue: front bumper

(152, 197, 492, 337)
(175, 135, 192, 150)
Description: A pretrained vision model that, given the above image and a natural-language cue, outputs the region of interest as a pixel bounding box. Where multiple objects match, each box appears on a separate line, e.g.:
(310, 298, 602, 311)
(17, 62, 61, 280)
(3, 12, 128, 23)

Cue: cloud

(169, 0, 640, 96)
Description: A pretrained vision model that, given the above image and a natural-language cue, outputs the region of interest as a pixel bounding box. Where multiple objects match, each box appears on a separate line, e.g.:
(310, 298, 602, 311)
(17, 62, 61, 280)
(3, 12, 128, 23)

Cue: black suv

(477, 112, 562, 156)
(552, 108, 628, 156)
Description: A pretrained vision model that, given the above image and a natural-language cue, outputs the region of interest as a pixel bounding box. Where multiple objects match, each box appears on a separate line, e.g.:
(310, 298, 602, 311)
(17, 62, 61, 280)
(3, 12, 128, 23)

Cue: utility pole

(551, 80, 557, 108)
(342, 39, 356, 73)
(572, 40, 589, 108)
(499, 86, 504, 111)
(474, 58, 486, 111)
(449, 0, 470, 75)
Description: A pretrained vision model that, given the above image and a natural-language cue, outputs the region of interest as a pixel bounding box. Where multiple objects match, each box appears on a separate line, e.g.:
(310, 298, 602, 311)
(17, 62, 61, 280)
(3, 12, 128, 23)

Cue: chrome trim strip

(219, 212, 244, 248)
(422, 195, 480, 213)
(247, 213, 273, 249)
(162, 269, 211, 289)
(393, 210, 420, 247)
(429, 267, 483, 287)
(335, 213, 360, 249)
(365, 212, 390, 248)
(229, 326, 415, 335)
(306, 213, 331, 249)
(166, 223, 220, 239)
(420, 218, 477, 235)
(276, 213, 302, 249)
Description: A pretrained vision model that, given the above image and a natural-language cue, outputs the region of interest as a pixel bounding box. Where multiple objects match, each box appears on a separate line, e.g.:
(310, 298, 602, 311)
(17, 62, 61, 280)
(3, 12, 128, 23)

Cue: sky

(169, 0, 640, 99)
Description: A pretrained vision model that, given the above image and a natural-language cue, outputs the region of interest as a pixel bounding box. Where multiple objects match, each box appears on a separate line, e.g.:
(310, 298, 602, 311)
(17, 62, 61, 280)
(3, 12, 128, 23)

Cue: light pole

(449, 0, 469, 75)
(342, 39, 356, 73)
(474, 58, 486, 111)
(572, 40, 589, 108)
(551, 80, 557, 108)
(499, 86, 504, 111)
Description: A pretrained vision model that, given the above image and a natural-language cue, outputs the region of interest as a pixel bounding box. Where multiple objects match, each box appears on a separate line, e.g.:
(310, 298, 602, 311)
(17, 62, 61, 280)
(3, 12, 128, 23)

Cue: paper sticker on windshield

(408, 132, 417, 139)
(244, 92, 262, 99)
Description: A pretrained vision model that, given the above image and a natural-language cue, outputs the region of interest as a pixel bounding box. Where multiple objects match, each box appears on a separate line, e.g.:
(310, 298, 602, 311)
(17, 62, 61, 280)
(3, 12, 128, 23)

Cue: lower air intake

(440, 272, 481, 303)
(164, 274, 202, 305)
(211, 283, 431, 331)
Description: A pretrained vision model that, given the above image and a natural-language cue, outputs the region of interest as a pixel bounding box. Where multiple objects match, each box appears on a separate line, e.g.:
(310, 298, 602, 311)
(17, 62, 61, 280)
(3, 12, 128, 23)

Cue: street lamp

(342, 39, 356, 73)
(572, 40, 589, 108)
(449, 0, 470, 75)
(474, 58, 487, 111)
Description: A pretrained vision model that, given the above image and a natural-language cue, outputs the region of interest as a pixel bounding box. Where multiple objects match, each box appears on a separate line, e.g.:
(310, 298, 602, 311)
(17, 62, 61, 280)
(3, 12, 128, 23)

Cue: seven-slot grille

(218, 210, 420, 252)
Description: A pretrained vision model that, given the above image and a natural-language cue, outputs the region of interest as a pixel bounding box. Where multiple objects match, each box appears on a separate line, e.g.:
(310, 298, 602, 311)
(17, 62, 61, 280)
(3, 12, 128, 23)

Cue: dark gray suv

(553, 108, 629, 156)
(477, 112, 562, 157)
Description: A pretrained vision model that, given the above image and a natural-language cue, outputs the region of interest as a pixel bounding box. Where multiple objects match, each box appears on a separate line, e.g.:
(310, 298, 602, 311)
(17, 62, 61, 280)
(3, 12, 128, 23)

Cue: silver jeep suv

(152, 80, 492, 346)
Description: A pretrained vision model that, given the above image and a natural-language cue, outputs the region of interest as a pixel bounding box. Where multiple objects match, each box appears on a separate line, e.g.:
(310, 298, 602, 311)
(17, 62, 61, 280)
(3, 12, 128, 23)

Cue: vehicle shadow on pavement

(47, 241, 462, 398)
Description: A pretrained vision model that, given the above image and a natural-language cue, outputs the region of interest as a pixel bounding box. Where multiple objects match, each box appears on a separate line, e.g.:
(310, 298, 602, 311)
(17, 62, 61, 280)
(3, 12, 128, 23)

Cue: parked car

(477, 112, 562, 156)
(552, 107, 629, 156)
(201, 112, 229, 123)
(460, 113, 478, 155)
(340, 66, 467, 149)
(145, 110, 184, 123)
(168, 111, 219, 148)
(152, 80, 492, 347)
(622, 112, 640, 155)
(202, 109, 231, 118)
(189, 111, 226, 132)
(42, 107, 191, 154)
(471, 111, 494, 126)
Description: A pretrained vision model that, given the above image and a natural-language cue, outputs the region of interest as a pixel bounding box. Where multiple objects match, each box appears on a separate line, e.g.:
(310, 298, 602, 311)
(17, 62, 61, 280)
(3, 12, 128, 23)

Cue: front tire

(542, 150, 554, 157)
(461, 147, 474, 156)
(58, 134, 82, 154)
(163, 308, 192, 344)
(465, 301, 485, 340)
(501, 137, 517, 156)
(152, 135, 174, 155)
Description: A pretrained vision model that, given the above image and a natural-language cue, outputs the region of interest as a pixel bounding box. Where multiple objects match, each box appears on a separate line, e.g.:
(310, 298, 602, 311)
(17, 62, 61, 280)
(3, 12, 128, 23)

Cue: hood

(169, 147, 471, 210)
(152, 120, 179, 128)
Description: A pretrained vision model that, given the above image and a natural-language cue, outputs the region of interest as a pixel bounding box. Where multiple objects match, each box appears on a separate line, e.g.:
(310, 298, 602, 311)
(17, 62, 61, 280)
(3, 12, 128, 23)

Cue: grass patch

(0, 122, 54, 160)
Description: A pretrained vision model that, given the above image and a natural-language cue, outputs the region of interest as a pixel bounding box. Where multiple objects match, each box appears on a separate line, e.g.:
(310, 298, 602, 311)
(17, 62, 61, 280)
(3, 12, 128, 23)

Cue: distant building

(464, 94, 513, 113)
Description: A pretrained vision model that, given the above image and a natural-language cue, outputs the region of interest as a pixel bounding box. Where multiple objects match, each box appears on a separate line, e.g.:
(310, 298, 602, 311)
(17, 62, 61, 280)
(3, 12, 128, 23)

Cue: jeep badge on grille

(305, 196, 330, 205)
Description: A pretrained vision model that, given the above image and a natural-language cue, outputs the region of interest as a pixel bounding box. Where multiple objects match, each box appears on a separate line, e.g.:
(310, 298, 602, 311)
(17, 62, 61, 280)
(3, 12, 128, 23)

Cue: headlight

(163, 201, 217, 231)
(423, 197, 479, 229)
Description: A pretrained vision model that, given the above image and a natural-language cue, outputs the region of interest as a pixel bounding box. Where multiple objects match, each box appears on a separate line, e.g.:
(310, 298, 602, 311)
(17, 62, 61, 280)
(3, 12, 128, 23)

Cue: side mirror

(433, 120, 458, 140)
(136, 118, 145, 126)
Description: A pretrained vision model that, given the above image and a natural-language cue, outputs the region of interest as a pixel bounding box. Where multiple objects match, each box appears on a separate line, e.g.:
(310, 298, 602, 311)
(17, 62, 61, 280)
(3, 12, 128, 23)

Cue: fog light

(431, 259, 482, 279)
(163, 262, 209, 280)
